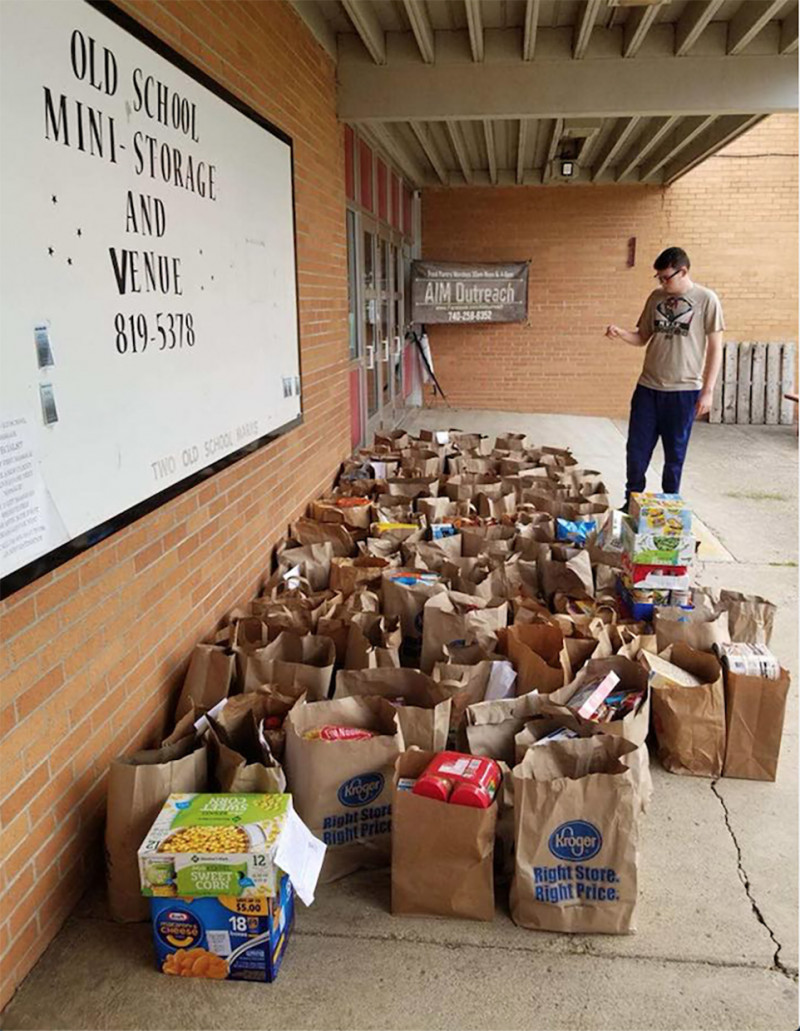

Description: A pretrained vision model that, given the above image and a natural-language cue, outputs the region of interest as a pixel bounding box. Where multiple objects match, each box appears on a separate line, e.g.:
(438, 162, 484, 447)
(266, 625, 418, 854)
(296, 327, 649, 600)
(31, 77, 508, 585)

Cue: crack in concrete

(293, 926, 783, 973)
(711, 778, 798, 982)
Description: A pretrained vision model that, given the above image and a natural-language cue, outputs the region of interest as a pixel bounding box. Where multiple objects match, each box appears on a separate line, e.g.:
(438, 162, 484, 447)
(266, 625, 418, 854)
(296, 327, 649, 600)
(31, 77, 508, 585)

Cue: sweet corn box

(139, 793, 290, 900)
(629, 493, 692, 535)
(621, 516, 695, 567)
(149, 872, 295, 982)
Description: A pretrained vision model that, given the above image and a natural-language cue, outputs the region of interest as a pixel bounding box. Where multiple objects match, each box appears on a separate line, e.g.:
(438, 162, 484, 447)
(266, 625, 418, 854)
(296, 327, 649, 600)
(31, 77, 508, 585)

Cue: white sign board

(0, 0, 302, 596)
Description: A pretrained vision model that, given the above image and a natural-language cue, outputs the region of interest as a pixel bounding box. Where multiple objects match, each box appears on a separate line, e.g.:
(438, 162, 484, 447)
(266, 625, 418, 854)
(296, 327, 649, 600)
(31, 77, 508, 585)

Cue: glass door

(362, 219, 384, 441)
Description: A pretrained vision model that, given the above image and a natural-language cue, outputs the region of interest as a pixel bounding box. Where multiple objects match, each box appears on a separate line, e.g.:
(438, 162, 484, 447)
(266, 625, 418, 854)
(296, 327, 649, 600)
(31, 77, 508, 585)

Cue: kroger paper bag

(510, 736, 639, 934)
(334, 668, 451, 751)
(503, 623, 568, 695)
(655, 607, 730, 654)
(345, 613, 402, 670)
(391, 749, 497, 921)
(650, 644, 726, 777)
(723, 667, 791, 781)
(718, 590, 776, 646)
(105, 738, 208, 922)
(206, 695, 287, 793)
(285, 696, 403, 881)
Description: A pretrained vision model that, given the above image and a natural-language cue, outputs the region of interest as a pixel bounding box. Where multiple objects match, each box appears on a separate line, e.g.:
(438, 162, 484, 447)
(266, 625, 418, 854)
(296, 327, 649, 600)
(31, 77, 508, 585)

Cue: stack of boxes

(618, 493, 695, 621)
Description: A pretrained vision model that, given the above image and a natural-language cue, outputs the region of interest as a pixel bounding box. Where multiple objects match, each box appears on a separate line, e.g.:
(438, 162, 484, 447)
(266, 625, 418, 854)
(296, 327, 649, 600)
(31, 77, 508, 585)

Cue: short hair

(654, 246, 690, 271)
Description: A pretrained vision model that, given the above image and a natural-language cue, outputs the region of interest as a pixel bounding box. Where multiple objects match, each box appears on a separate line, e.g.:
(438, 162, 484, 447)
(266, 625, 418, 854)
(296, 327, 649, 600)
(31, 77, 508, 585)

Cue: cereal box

(149, 872, 294, 982)
(139, 794, 293, 899)
(629, 493, 692, 535)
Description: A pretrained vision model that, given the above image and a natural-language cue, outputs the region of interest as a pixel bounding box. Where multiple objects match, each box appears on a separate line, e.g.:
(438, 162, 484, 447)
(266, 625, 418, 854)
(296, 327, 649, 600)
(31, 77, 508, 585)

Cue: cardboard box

(629, 493, 692, 534)
(139, 794, 291, 900)
(640, 651, 704, 690)
(621, 516, 695, 567)
(149, 873, 294, 981)
(621, 553, 691, 592)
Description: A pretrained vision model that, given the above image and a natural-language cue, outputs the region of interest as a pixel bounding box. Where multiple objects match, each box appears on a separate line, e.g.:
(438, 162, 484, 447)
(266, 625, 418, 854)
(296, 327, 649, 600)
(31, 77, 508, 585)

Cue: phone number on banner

(446, 310, 493, 323)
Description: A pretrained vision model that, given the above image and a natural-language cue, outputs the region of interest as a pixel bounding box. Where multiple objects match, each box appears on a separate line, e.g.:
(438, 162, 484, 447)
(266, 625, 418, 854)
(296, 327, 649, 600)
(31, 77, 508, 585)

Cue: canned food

(670, 589, 692, 606)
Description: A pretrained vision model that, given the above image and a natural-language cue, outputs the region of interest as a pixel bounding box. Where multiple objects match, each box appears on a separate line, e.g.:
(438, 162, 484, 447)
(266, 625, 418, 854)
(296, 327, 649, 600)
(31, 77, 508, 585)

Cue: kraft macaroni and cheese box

(149, 872, 295, 982)
(629, 493, 692, 535)
(139, 793, 291, 899)
(621, 517, 695, 567)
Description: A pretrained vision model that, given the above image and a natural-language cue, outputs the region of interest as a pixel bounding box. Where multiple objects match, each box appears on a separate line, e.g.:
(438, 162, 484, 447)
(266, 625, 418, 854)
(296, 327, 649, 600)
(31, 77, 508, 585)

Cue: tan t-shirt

(637, 284, 725, 391)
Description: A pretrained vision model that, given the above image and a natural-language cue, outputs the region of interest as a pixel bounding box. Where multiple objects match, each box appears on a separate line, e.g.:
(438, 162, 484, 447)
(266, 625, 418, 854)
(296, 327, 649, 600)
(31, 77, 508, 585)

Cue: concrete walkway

(3, 412, 797, 1031)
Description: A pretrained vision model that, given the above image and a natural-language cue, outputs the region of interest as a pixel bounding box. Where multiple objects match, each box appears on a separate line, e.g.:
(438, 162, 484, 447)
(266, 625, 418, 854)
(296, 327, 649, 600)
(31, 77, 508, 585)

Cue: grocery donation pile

(104, 428, 791, 982)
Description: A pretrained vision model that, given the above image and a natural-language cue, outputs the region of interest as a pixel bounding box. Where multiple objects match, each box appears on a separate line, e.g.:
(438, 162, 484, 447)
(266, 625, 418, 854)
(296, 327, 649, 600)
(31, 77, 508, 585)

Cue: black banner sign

(411, 260, 529, 324)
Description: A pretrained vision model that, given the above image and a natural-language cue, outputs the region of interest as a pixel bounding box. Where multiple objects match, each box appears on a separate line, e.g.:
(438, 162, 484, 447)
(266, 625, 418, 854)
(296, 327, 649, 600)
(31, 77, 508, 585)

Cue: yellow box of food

(138, 793, 290, 899)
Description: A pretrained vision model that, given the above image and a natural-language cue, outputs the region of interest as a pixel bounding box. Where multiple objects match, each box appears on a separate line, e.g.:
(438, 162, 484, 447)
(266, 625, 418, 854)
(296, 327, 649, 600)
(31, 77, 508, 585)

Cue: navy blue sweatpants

(625, 385, 700, 506)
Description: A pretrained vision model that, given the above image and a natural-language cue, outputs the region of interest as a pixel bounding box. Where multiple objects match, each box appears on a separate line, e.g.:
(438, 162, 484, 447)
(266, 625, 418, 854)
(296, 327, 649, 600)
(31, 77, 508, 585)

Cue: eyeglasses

(654, 268, 683, 284)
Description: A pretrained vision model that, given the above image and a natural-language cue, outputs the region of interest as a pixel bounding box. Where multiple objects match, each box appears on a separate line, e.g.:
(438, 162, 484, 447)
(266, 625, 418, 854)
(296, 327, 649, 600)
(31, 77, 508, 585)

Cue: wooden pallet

(710, 341, 797, 425)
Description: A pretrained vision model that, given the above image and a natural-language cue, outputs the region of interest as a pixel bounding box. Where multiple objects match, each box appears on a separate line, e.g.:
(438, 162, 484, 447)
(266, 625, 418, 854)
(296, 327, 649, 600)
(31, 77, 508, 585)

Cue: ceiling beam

(410, 121, 448, 184)
(516, 120, 529, 185)
(616, 115, 680, 181)
(542, 117, 564, 184)
(728, 0, 787, 56)
(623, 2, 663, 58)
(465, 0, 484, 61)
(445, 121, 473, 183)
(483, 119, 497, 184)
(362, 123, 427, 187)
(675, 0, 725, 56)
(574, 0, 603, 59)
(663, 114, 765, 184)
(592, 116, 641, 180)
(339, 52, 798, 121)
(640, 114, 717, 181)
(341, 0, 386, 65)
(402, 0, 435, 64)
(780, 6, 799, 53)
(522, 0, 540, 60)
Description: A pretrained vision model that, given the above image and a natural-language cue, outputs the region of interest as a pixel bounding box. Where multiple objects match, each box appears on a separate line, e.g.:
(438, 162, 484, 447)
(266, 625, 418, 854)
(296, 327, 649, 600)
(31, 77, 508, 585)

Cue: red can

(412, 752, 501, 809)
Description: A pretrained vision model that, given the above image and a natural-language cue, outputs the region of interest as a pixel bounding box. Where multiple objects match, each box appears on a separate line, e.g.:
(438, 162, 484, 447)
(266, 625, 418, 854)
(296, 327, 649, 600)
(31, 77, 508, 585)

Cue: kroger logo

(548, 820, 603, 862)
(338, 772, 384, 808)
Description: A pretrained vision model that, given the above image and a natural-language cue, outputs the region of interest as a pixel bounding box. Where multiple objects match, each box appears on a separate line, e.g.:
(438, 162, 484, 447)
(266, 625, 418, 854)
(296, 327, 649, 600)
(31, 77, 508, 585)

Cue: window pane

(359, 140, 373, 212)
(377, 160, 387, 222)
(346, 210, 358, 360)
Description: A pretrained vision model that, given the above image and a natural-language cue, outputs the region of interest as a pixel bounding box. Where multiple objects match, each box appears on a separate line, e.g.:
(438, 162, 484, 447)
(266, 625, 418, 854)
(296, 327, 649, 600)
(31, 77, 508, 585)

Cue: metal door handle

(393, 336, 402, 358)
(381, 339, 390, 362)
(366, 344, 375, 370)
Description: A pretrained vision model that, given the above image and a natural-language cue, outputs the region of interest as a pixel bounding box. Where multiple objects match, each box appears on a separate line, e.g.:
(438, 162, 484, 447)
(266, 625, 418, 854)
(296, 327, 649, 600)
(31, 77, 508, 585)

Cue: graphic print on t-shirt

(654, 296, 695, 337)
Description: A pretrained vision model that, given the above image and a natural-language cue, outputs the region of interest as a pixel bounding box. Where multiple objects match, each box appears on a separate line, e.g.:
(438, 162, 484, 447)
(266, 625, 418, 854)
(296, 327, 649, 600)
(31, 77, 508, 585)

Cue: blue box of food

(149, 872, 295, 982)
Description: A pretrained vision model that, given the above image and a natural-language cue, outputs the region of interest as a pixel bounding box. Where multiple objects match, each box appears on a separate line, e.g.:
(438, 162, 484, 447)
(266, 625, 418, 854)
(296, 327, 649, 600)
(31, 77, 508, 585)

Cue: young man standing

(606, 246, 724, 509)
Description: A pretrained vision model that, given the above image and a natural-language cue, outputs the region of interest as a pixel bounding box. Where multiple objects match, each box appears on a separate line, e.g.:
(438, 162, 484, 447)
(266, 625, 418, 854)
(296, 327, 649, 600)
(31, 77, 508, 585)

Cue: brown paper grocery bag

(291, 518, 356, 557)
(285, 696, 403, 881)
(243, 631, 335, 700)
(718, 590, 777, 646)
(510, 736, 639, 934)
(722, 667, 791, 781)
(330, 555, 394, 595)
(539, 547, 594, 601)
(207, 695, 287, 793)
(504, 623, 567, 695)
(548, 656, 650, 747)
(381, 569, 447, 665)
(344, 612, 402, 669)
(463, 693, 545, 765)
(105, 738, 208, 922)
(334, 668, 451, 750)
(421, 591, 508, 673)
(391, 749, 497, 921)
(650, 644, 726, 777)
(276, 541, 334, 591)
(175, 644, 235, 721)
(310, 498, 374, 531)
(654, 608, 730, 653)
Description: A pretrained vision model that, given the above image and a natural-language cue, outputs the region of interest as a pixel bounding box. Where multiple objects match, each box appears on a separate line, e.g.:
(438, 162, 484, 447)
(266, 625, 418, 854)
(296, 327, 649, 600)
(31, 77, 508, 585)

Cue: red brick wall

(0, 0, 347, 1008)
(421, 114, 799, 415)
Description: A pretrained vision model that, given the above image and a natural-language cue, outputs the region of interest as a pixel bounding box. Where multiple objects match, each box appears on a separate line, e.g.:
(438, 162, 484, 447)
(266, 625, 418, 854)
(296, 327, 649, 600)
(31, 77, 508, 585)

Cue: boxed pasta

(629, 493, 692, 534)
(148, 873, 294, 982)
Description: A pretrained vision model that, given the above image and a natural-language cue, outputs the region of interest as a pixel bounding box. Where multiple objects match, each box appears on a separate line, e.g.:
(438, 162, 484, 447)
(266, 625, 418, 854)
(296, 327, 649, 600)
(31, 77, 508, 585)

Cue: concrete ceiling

(291, 0, 798, 186)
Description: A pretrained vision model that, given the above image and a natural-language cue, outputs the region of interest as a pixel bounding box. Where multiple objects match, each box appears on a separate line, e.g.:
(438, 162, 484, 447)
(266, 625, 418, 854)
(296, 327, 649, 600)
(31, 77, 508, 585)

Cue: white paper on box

(435, 431, 450, 445)
(371, 461, 387, 479)
(275, 806, 326, 906)
(485, 660, 517, 701)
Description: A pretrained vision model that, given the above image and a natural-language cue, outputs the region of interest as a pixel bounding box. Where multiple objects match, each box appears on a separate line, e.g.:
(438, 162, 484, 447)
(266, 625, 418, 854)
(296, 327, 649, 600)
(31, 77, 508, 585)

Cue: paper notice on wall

(0, 416, 49, 577)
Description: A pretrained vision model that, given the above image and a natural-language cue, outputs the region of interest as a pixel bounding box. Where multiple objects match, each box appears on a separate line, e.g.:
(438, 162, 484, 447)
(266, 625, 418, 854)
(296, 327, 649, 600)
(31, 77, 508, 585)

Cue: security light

(561, 160, 575, 178)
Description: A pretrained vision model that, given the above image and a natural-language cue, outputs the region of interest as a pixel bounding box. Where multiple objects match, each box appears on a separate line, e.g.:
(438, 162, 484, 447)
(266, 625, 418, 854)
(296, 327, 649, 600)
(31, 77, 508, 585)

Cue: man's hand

(605, 325, 624, 340)
(695, 390, 714, 418)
